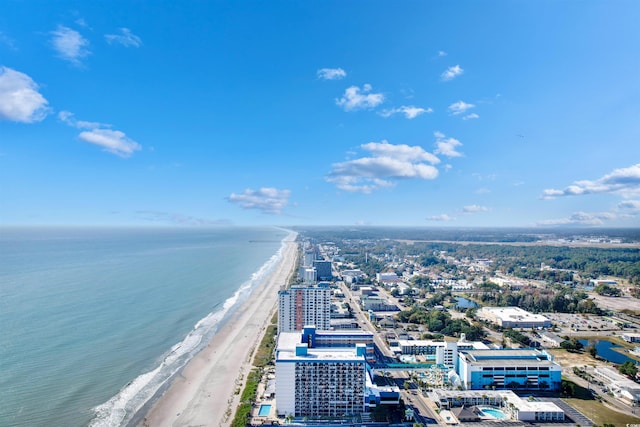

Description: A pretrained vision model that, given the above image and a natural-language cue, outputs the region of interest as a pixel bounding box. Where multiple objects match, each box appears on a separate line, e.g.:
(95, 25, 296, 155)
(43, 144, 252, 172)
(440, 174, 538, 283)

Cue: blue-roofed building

(458, 349, 562, 391)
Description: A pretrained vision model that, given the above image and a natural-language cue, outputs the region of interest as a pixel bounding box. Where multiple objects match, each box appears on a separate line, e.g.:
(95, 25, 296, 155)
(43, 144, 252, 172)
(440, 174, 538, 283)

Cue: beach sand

(138, 236, 298, 427)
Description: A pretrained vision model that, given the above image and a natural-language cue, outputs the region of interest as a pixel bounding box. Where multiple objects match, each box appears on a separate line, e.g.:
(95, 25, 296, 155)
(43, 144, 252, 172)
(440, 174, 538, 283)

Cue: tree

(560, 338, 583, 352)
(618, 361, 638, 378)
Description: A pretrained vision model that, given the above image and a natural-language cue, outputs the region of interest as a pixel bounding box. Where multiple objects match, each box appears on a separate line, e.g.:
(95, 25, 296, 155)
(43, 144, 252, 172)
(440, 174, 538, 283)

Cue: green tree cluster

(396, 307, 485, 341)
(618, 361, 638, 378)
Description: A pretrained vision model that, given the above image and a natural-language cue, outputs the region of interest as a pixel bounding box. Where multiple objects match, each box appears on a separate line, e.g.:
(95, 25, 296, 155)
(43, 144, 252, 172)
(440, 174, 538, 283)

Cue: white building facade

(276, 340, 367, 417)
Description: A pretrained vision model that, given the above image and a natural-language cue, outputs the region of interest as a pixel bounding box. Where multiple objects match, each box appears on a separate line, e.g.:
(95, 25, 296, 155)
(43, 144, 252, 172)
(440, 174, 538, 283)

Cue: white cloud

(462, 113, 479, 120)
(75, 18, 89, 28)
(317, 68, 346, 80)
(379, 105, 432, 119)
(536, 211, 617, 226)
(336, 84, 384, 111)
(448, 100, 475, 115)
(59, 110, 141, 157)
(427, 214, 455, 222)
(105, 28, 142, 48)
(227, 187, 291, 214)
(438, 51, 447, 57)
(441, 64, 463, 81)
(50, 25, 90, 65)
(79, 128, 141, 157)
(0, 67, 49, 123)
(617, 200, 640, 213)
(542, 164, 640, 199)
(433, 131, 463, 158)
(326, 140, 440, 193)
(475, 188, 491, 194)
(362, 141, 440, 164)
(58, 110, 107, 129)
(463, 205, 489, 213)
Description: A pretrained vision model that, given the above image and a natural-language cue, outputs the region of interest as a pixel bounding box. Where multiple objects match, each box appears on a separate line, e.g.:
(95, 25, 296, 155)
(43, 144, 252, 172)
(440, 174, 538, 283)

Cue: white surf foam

(89, 231, 295, 427)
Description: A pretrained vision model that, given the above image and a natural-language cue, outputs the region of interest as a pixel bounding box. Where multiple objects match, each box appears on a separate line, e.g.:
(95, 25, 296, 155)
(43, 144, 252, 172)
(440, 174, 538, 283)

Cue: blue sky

(1, 1, 639, 227)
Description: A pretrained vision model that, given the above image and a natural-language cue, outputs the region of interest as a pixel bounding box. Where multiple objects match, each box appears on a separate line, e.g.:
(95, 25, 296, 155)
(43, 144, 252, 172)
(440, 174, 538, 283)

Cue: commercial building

(594, 366, 640, 406)
(539, 331, 565, 348)
(278, 284, 331, 332)
(360, 295, 399, 312)
(395, 335, 489, 368)
(458, 349, 562, 391)
(376, 271, 399, 283)
(431, 390, 565, 422)
(623, 333, 640, 343)
(479, 307, 551, 329)
(341, 269, 364, 284)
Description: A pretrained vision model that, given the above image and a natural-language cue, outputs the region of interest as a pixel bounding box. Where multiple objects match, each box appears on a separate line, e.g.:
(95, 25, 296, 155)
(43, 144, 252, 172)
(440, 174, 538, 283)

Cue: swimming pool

(477, 406, 507, 419)
(258, 404, 272, 416)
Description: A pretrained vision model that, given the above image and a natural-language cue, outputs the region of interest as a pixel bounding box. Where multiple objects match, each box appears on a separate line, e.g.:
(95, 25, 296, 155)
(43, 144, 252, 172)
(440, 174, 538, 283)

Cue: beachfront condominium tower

(313, 259, 332, 281)
(278, 284, 331, 332)
(276, 333, 367, 418)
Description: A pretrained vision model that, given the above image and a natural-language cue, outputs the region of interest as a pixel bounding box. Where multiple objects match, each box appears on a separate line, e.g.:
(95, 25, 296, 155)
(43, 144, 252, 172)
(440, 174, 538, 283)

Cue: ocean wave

(89, 231, 294, 427)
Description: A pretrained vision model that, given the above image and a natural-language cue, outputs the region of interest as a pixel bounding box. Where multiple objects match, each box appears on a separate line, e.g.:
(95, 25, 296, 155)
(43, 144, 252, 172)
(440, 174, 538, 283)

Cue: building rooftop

(397, 339, 489, 349)
(276, 345, 365, 362)
(460, 349, 559, 366)
(481, 306, 550, 323)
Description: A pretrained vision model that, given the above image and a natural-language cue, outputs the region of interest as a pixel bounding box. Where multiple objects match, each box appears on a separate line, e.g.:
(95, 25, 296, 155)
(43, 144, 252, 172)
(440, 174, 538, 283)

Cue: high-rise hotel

(278, 283, 331, 332)
(276, 331, 368, 417)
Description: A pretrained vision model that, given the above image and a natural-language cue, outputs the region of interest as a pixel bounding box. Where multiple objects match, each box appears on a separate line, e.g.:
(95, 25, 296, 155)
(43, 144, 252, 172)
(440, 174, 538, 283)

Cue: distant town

(233, 228, 640, 427)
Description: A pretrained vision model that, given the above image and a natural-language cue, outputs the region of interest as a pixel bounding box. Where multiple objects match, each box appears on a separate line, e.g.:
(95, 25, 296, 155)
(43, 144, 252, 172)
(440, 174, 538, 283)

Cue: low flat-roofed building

(430, 389, 565, 422)
(479, 306, 551, 329)
(594, 366, 640, 406)
(360, 295, 399, 311)
(458, 348, 562, 391)
(539, 331, 565, 348)
(330, 318, 360, 329)
(623, 333, 640, 343)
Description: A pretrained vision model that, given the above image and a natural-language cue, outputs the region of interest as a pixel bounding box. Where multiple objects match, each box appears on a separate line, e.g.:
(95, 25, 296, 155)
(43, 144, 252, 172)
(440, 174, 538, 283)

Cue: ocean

(0, 226, 291, 427)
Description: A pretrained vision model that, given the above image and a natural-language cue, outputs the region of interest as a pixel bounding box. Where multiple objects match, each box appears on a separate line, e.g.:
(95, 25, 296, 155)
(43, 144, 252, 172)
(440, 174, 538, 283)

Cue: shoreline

(132, 234, 298, 427)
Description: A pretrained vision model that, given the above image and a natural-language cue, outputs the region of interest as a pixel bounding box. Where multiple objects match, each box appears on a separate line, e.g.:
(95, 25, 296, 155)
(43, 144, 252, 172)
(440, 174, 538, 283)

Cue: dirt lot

(548, 348, 598, 369)
(592, 294, 640, 313)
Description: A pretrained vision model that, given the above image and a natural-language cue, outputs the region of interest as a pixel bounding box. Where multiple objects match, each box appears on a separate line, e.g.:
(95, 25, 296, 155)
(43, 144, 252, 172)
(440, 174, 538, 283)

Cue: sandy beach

(138, 235, 298, 427)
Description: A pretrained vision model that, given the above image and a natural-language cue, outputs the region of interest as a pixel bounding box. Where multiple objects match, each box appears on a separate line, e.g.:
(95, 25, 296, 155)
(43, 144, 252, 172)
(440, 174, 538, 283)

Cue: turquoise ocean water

(0, 227, 290, 427)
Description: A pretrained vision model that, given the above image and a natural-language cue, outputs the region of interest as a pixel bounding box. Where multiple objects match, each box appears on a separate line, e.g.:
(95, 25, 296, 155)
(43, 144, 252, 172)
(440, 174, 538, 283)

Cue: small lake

(578, 339, 637, 365)
(456, 297, 478, 309)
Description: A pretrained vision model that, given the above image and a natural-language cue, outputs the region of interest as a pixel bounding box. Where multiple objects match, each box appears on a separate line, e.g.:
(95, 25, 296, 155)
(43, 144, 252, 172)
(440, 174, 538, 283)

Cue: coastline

(134, 234, 298, 427)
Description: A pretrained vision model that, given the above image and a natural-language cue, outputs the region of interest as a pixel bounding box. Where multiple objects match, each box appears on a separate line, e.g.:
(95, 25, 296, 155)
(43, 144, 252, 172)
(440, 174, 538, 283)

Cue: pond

(578, 339, 637, 365)
(456, 297, 478, 309)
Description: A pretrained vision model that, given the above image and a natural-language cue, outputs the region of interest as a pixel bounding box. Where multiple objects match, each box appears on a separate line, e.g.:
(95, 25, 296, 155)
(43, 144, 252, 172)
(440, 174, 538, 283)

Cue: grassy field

(562, 379, 640, 426)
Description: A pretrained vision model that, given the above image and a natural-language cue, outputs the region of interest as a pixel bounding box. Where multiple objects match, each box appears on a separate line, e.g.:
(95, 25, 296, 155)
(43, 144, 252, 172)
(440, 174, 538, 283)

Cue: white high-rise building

(278, 284, 331, 332)
(276, 333, 367, 417)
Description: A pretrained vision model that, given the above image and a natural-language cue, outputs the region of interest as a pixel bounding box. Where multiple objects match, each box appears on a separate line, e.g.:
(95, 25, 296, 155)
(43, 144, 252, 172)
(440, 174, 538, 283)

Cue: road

(400, 387, 439, 424)
(563, 368, 639, 419)
(337, 281, 394, 358)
